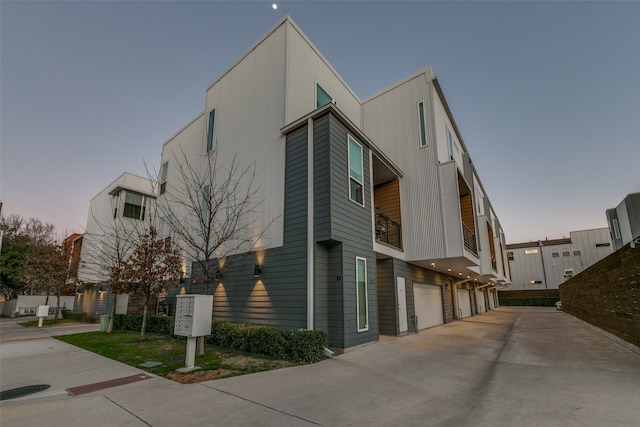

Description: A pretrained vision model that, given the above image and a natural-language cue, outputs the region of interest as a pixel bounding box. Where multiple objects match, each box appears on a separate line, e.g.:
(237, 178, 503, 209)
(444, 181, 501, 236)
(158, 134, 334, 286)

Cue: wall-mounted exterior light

(254, 265, 262, 278)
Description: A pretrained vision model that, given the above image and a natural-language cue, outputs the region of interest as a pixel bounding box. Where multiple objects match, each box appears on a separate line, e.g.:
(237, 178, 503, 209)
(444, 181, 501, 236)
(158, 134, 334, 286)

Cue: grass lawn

(56, 331, 295, 383)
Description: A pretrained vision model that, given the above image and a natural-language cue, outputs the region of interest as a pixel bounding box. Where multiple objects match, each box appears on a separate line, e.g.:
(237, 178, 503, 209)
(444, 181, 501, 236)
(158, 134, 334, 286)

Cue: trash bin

(100, 315, 110, 332)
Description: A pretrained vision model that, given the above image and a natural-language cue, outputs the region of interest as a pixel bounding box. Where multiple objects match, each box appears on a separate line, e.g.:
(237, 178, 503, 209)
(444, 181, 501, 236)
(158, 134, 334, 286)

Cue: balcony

(462, 222, 477, 255)
(376, 212, 402, 249)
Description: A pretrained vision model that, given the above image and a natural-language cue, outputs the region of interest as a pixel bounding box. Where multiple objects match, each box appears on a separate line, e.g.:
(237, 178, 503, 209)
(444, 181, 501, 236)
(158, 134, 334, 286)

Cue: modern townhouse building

(607, 192, 640, 250)
(76, 172, 156, 316)
(505, 228, 613, 291)
(155, 16, 511, 350)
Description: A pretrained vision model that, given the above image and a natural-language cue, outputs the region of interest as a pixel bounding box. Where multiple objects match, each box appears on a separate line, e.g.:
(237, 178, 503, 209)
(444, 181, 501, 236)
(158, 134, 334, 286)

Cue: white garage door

(477, 290, 486, 313)
(413, 283, 444, 330)
(488, 290, 496, 309)
(457, 289, 472, 318)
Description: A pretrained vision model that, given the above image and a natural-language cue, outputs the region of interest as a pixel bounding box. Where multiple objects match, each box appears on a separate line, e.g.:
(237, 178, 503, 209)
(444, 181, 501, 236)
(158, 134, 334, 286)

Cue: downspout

(307, 118, 314, 330)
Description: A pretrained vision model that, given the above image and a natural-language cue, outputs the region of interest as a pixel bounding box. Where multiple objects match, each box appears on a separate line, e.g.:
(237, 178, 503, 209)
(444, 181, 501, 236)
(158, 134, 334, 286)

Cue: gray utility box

(174, 295, 213, 337)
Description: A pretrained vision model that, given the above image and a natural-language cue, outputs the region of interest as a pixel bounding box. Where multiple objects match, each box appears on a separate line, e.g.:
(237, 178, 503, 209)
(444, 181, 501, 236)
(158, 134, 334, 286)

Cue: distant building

(505, 228, 613, 291)
(75, 172, 156, 317)
(606, 192, 640, 250)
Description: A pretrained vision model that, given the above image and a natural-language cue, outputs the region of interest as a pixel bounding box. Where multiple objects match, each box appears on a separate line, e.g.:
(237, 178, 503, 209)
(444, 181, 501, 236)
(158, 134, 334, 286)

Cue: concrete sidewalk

(1, 308, 639, 426)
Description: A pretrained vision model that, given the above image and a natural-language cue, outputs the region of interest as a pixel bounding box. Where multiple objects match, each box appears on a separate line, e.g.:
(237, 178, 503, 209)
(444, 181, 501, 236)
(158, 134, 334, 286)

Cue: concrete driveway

(1, 307, 639, 426)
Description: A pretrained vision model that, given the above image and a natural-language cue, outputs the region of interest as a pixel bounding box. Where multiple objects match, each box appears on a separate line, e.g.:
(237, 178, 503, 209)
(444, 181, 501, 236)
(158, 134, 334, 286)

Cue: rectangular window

(160, 161, 168, 194)
(562, 246, 571, 257)
(201, 185, 210, 223)
(316, 82, 334, 108)
(418, 101, 427, 147)
(123, 191, 145, 220)
(524, 248, 539, 255)
(551, 248, 560, 257)
(572, 246, 581, 256)
(564, 269, 574, 279)
(447, 127, 454, 159)
(356, 257, 368, 332)
(507, 251, 514, 261)
(596, 242, 611, 248)
(206, 109, 216, 153)
(612, 218, 621, 239)
(348, 135, 364, 206)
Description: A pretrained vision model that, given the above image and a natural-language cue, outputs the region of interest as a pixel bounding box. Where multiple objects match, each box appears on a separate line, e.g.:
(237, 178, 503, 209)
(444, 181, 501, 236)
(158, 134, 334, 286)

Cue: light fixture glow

(272, 3, 278, 10)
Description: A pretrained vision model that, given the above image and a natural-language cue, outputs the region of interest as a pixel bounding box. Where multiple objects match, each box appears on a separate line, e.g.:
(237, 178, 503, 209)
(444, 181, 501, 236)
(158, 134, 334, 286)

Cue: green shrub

(499, 298, 557, 307)
(61, 310, 97, 323)
(114, 315, 327, 363)
(285, 329, 328, 363)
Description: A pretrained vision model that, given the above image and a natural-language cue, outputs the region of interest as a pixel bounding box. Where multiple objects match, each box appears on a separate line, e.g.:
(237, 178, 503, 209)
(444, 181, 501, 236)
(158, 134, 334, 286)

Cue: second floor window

(348, 135, 364, 206)
(207, 109, 216, 153)
(123, 192, 145, 220)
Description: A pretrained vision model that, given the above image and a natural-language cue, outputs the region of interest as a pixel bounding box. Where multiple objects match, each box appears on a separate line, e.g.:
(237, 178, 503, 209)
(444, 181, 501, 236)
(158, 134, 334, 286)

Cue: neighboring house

(76, 172, 156, 317)
(154, 16, 510, 350)
(505, 228, 613, 291)
(606, 192, 640, 250)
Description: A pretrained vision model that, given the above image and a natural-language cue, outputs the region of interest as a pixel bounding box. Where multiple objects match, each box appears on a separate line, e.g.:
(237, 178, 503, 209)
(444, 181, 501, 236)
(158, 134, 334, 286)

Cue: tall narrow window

(447, 127, 454, 159)
(356, 257, 368, 332)
(612, 218, 621, 239)
(206, 109, 216, 153)
(418, 100, 427, 147)
(316, 82, 334, 108)
(201, 185, 210, 223)
(160, 161, 168, 194)
(123, 191, 145, 220)
(348, 135, 364, 206)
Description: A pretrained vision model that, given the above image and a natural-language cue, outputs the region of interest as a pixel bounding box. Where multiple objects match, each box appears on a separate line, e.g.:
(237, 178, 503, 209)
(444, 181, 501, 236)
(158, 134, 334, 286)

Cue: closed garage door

(413, 283, 444, 330)
(477, 290, 486, 313)
(457, 289, 472, 318)
(488, 290, 496, 309)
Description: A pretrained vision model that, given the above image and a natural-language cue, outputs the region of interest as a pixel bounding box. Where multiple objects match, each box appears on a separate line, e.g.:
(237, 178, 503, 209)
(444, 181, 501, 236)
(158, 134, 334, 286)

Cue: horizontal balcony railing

(375, 212, 402, 249)
(462, 222, 478, 255)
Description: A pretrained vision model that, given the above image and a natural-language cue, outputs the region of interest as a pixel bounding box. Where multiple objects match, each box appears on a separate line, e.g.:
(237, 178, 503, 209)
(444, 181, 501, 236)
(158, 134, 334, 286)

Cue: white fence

(0, 295, 76, 318)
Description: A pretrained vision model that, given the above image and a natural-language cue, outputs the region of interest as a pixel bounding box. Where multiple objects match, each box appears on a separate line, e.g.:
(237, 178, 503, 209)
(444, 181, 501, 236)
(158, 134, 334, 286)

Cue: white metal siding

(202, 23, 287, 252)
(457, 289, 472, 318)
(362, 74, 446, 261)
(285, 22, 361, 126)
(413, 283, 444, 330)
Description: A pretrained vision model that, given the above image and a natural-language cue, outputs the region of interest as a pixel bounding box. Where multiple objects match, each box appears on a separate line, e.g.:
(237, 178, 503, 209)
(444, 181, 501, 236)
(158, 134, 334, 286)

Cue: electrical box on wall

(174, 295, 213, 337)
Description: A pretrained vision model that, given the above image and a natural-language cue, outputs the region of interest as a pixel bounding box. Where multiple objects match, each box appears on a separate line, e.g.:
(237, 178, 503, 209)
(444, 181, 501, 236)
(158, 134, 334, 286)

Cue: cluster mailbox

(174, 295, 213, 337)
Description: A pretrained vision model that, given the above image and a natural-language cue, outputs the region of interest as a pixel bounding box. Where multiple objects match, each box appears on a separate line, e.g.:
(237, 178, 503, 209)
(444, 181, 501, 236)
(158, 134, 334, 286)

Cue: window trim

(122, 191, 146, 220)
(160, 161, 168, 194)
(347, 135, 365, 206)
(356, 256, 369, 332)
(206, 109, 216, 153)
(418, 100, 427, 147)
(315, 81, 335, 108)
(446, 126, 454, 160)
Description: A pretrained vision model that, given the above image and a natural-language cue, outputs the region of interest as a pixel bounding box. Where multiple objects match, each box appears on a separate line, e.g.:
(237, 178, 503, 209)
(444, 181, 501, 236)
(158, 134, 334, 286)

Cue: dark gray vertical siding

(376, 258, 398, 335)
(326, 114, 378, 348)
(188, 125, 309, 331)
(314, 243, 329, 333)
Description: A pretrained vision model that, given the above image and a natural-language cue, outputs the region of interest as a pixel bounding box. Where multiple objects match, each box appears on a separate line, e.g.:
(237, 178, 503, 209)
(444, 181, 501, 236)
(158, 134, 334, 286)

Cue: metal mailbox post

(174, 295, 213, 372)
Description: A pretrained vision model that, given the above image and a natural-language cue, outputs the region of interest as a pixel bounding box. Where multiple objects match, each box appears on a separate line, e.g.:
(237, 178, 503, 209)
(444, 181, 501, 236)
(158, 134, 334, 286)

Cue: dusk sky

(1, 1, 638, 243)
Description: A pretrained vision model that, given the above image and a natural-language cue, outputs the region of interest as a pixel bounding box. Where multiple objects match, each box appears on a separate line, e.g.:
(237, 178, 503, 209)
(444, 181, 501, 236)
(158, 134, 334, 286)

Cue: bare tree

(156, 148, 275, 354)
(122, 226, 181, 341)
(79, 208, 140, 333)
(23, 241, 74, 322)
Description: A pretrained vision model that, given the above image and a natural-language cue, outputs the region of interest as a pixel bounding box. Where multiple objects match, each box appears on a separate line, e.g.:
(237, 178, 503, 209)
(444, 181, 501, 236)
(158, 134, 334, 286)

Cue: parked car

(554, 301, 562, 311)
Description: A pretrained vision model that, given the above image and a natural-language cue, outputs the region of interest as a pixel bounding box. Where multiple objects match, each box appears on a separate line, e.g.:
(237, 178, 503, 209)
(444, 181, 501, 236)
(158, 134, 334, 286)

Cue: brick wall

(559, 242, 639, 348)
